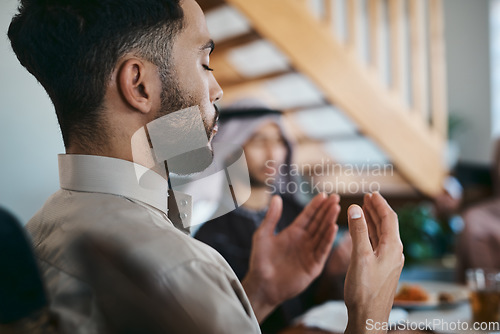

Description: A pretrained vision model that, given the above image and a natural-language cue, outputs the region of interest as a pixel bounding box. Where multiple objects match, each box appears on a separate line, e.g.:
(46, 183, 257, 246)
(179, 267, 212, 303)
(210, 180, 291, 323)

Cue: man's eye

(203, 64, 214, 72)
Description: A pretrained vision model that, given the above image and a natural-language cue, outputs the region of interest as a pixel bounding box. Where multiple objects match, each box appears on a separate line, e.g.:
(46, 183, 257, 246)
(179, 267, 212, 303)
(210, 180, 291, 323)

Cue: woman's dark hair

(8, 0, 184, 147)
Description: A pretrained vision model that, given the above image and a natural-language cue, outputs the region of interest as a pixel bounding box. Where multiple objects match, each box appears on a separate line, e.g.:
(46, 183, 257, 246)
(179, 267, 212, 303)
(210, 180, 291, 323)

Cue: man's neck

(67, 142, 130, 158)
(66, 145, 169, 181)
(243, 186, 273, 211)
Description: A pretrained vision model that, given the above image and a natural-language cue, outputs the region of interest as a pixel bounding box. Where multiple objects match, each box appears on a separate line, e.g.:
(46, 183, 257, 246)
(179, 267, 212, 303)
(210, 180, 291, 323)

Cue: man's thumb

(347, 205, 372, 254)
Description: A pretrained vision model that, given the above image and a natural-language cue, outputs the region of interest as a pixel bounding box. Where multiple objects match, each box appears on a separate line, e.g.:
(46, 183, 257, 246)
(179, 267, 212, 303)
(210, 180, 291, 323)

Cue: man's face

(159, 0, 223, 146)
(244, 122, 287, 188)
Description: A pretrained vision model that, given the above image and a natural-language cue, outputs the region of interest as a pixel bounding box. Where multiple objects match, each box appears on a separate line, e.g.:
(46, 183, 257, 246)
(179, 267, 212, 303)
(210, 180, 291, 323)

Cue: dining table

(280, 325, 432, 334)
(276, 278, 499, 334)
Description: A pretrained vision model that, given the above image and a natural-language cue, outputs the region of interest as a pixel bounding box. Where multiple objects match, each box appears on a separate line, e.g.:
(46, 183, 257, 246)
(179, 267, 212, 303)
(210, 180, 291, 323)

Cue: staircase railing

(303, 0, 447, 139)
(220, 0, 448, 196)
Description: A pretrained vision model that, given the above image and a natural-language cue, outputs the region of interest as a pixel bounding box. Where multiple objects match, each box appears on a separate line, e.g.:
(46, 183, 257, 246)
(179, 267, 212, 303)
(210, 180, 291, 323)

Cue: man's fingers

(314, 222, 338, 262)
(305, 197, 332, 234)
(308, 195, 340, 262)
(363, 194, 379, 248)
(363, 206, 379, 249)
(293, 193, 328, 229)
(364, 193, 381, 233)
(347, 205, 373, 255)
(258, 195, 283, 235)
(312, 201, 340, 246)
(306, 194, 340, 234)
(370, 192, 400, 241)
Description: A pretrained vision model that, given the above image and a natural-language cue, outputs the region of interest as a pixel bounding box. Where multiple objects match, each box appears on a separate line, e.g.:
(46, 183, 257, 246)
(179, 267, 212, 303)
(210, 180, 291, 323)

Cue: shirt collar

(58, 154, 169, 215)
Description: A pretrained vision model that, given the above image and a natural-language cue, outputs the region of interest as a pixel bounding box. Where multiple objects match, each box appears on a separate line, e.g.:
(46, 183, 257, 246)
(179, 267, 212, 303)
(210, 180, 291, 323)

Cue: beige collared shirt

(26, 154, 260, 334)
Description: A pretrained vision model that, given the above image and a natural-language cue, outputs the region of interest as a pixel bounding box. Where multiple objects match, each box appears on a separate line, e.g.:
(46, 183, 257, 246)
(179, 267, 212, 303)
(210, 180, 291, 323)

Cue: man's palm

(247, 194, 340, 306)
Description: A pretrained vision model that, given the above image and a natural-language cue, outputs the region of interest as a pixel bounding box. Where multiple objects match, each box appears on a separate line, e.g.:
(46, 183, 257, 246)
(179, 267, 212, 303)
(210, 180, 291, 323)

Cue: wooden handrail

(388, 0, 406, 98)
(347, 0, 360, 54)
(409, 0, 429, 118)
(368, 0, 382, 71)
(210, 0, 449, 195)
(298, 0, 446, 134)
(224, 0, 447, 196)
(429, 0, 448, 138)
(324, 0, 334, 28)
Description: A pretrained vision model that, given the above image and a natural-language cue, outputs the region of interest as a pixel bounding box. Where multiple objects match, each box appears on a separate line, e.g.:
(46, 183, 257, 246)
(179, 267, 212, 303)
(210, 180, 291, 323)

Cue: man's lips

(209, 123, 218, 140)
(210, 105, 219, 138)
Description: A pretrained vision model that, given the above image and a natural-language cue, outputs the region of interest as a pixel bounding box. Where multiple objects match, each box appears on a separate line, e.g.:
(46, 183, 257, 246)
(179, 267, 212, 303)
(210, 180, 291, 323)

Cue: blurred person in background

(456, 139, 500, 282)
(195, 105, 352, 333)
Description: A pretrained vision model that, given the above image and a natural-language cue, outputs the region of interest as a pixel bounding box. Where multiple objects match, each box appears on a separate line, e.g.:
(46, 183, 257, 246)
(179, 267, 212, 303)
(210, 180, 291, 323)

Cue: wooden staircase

(200, 0, 449, 197)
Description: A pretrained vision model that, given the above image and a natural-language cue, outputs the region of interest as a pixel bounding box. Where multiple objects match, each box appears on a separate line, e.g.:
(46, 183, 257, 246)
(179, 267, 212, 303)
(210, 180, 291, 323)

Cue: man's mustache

(212, 104, 220, 130)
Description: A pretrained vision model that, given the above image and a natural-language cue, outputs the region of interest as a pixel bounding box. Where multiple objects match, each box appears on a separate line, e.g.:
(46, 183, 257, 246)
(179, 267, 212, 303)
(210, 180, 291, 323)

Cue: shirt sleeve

(154, 259, 261, 334)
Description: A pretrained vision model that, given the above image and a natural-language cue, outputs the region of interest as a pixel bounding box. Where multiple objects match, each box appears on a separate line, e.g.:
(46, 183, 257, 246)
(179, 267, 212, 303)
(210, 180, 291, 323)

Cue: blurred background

(1, 0, 500, 276)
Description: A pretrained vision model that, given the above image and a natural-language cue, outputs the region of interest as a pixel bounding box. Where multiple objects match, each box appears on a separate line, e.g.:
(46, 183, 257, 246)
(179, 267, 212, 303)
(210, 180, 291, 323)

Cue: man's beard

(249, 173, 270, 189)
(157, 79, 217, 140)
(153, 77, 217, 175)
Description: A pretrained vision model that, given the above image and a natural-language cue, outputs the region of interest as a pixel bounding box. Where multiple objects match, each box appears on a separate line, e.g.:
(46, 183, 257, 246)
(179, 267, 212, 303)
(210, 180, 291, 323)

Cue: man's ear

(117, 58, 161, 115)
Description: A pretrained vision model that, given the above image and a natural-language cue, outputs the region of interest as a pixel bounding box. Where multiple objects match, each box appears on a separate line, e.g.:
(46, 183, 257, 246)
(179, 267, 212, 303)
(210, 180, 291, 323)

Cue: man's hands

(344, 192, 404, 334)
(242, 193, 340, 322)
(241, 191, 402, 330)
(324, 233, 352, 277)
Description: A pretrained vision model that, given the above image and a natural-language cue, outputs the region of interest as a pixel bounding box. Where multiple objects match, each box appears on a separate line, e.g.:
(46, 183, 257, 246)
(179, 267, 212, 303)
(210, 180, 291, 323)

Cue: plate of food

(393, 281, 469, 310)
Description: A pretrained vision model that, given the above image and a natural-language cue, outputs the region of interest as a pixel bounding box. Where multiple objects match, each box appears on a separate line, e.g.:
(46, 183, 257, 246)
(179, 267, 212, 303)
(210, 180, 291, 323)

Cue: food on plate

(438, 292, 455, 303)
(394, 284, 430, 302)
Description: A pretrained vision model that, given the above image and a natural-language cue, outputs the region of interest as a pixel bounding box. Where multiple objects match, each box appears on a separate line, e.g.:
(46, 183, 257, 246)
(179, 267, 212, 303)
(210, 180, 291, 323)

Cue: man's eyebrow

(200, 40, 215, 55)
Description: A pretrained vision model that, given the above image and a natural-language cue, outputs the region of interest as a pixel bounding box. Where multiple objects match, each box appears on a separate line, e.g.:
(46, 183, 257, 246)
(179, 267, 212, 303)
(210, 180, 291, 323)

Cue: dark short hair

(8, 0, 184, 147)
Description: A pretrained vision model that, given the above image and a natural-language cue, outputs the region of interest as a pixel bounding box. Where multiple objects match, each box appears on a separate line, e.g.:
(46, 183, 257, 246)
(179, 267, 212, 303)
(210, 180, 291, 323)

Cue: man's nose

(209, 74, 223, 104)
(267, 144, 281, 161)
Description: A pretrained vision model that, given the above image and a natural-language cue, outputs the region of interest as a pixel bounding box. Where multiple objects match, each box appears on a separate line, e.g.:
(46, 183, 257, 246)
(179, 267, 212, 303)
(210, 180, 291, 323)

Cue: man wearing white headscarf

(195, 104, 352, 333)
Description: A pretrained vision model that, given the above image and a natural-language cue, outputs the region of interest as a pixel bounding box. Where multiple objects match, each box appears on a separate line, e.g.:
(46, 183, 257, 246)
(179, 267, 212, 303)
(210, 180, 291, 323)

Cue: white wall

(492, 0, 500, 139)
(0, 0, 64, 224)
(444, 0, 493, 165)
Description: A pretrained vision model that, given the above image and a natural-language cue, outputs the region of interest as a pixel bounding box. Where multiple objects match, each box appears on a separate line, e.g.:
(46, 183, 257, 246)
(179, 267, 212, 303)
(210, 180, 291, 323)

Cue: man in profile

(8, 0, 405, 333)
